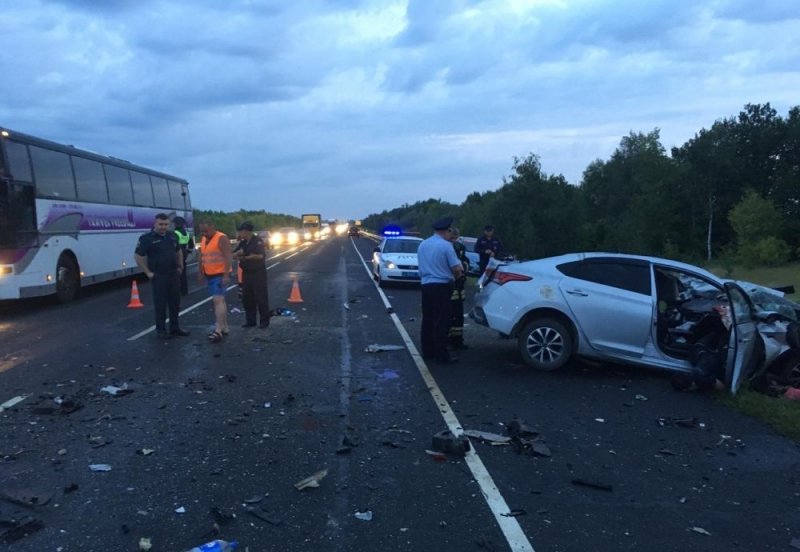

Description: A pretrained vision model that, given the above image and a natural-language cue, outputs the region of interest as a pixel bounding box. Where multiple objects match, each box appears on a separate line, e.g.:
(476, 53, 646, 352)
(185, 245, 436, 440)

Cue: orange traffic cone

(287, 277, 304, 303)
(127, 280, 145, 308)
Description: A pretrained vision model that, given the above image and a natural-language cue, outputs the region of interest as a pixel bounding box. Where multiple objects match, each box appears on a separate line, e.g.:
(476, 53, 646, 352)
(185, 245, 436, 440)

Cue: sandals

(207, 330, 223, 343)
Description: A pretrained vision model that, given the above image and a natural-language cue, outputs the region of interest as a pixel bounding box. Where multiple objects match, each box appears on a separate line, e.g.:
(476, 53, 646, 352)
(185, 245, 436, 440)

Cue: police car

(371, 230, 423, 287)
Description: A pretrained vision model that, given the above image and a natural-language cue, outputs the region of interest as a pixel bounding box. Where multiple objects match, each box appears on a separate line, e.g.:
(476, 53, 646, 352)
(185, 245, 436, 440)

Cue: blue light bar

(382, 226, 402, 236)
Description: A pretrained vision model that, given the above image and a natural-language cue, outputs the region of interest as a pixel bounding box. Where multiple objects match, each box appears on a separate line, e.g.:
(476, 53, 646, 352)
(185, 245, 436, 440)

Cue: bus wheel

(56, 255, 80, 303)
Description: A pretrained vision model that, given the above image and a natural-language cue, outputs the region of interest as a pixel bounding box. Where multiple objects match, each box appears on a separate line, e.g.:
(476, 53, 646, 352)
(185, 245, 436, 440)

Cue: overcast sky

(2, 1, 798, 220)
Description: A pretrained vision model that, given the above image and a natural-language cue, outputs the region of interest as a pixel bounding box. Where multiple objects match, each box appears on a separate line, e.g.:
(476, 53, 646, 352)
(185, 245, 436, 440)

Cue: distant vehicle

(0, 126, 192, 302)
(472, 252, 800, 394)
(348, 226, 360, 238)
(271, 227, 300, 247)
(301, 213, 322, 241)
(257, 230, 273, 249)
(372, 234, 423, 287)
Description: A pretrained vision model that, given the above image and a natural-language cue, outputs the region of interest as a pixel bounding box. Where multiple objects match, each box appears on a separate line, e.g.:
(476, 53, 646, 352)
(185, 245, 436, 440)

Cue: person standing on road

(134, 213, 189, 339)
(232, 221, 270, 329)
(197, 220, 232, 343)
(475, 224, 503, 275)
(447, 227, 470, 350)
(172, 216, 194, 296)
(418, 217, 464, 364)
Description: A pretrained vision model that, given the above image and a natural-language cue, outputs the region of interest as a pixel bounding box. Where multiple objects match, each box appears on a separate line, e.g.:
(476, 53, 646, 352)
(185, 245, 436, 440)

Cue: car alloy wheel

(518, 317, 573, 371)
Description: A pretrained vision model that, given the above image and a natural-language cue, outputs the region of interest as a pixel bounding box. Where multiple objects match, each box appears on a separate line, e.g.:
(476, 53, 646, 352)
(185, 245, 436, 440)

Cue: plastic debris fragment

(139, 537, 153, 551)
(89, 464, 112, 472)
(294, 468, 328, 490)
(690, 527, 711, 536)
(354, 510, 373, 521)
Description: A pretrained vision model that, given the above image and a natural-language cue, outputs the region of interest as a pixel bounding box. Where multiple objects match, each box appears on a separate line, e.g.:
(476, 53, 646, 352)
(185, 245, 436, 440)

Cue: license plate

(401, 271, 418, 278)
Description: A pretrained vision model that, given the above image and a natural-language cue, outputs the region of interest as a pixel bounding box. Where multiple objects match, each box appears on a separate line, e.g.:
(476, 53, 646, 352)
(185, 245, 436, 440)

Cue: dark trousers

(241, 269, 270, 325)
(421, 283, 453, 361)
(448, 278, 465, 346)
(152, 272, 180, 333)
(179, 255, 189, 295)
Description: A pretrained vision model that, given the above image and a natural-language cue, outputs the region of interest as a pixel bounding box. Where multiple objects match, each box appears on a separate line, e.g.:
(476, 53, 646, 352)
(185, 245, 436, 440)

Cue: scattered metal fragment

(100, 384, 133, 397)
(690, 526, 712, 536)
(243, 495, 264, 504)
(0, 516, 44, 544)
(354, 509, 373, 521)
(500, 509, 527, 517)
(634, 394, 648, 401)
(365, 344, 405, 353)
(1, 488, 53, 507)
(571, 478, 613, 491)
(294, 468, 328, 491)
(431, 430, 471, 456)
(657, 416, 700, 428)
(138, 536, 153, 551)
(0, 395, 29, 412)
(89, 464, 112, 472)
(136, 448, 155, 456)
(424, 449, 447, 461)
(246, 507, 282, 526)
(506, 419, 538, 438)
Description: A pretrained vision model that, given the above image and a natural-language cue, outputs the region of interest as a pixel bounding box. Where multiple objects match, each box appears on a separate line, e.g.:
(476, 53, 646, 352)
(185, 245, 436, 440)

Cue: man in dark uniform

(172, 216, 194, 296)
(475, 224, 503, 275)
(447, 227, 470, 350)
(233, 221, 270, 328)
(134, 213, 189, 339)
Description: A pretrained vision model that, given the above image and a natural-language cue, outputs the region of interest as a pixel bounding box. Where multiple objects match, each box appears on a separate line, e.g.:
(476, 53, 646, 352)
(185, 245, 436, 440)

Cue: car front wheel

(517, 317, 573, 371)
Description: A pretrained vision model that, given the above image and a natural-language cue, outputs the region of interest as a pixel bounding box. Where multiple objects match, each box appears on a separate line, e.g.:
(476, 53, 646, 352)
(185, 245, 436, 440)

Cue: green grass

(705, 261, 800, 301)
(717, 388, 800, 442)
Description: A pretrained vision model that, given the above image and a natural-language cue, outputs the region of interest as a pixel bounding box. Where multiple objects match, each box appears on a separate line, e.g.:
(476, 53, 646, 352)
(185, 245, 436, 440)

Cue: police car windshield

(383, 239, 420, 254)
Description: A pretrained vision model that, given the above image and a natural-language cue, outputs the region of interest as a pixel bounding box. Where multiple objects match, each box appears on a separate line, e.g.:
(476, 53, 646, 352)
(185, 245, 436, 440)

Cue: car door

(557, 258, 654, 358)
(723, 282, 758, 395)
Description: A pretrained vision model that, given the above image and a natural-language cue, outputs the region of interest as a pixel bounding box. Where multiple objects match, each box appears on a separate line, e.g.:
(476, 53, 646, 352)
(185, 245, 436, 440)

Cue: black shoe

(259, 321, 269, 329)
(156, 332, 172, 340)
(242, 322, 257, 328)
(170, 329, 190, 337)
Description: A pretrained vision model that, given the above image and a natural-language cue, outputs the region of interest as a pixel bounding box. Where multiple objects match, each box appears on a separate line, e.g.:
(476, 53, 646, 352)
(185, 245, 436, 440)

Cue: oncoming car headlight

(383, 260, 397, 270)
(0, 265, 12, 276)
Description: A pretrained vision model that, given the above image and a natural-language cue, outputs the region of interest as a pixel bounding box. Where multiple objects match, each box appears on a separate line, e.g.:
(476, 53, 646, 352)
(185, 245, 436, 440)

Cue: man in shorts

(197, 220, 232, 342)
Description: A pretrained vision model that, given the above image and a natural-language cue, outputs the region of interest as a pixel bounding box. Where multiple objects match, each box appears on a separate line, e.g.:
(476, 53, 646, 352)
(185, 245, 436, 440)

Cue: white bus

(0, 126, 192, 302)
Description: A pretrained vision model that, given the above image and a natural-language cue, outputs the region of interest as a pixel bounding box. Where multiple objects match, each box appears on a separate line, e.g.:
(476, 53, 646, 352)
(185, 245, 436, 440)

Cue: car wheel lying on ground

(471, 252, 800, 395)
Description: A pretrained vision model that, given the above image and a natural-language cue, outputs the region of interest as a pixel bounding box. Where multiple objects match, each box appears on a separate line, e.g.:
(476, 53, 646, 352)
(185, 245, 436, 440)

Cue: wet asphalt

(0, 236, 799, 552)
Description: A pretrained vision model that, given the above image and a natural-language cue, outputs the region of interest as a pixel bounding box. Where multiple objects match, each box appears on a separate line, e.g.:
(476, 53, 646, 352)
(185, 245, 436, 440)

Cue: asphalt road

(1, 235, 799, 552)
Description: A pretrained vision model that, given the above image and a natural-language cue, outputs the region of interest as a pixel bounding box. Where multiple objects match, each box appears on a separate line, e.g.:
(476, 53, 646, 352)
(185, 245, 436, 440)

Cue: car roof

(512, 252, 723, 283)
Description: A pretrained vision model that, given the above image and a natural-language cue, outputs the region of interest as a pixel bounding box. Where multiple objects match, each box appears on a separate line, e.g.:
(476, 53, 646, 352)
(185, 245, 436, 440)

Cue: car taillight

(491, 272, 532, 285)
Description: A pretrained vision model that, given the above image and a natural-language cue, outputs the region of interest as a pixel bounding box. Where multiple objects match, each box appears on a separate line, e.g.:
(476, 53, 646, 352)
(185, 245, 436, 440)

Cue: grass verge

(717, 388, 800, 442)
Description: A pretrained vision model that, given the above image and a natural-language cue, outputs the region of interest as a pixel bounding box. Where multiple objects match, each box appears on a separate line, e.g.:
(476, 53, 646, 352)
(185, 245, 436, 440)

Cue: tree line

(190, 209, 300, 238)
(363, 103, 800, 268)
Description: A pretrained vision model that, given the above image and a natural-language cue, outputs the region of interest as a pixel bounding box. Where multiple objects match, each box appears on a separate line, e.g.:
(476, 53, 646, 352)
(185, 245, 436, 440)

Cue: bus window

(151, 177, 170, 208)
(168, 180, 187, 210)
(0, 180, 35, 248)
(105, 164, 134, 204)
(6, 141, 33, 182)
(72, 156, 109, 203)
(30, 146, 76, 200)
(131, 171, 154, 206)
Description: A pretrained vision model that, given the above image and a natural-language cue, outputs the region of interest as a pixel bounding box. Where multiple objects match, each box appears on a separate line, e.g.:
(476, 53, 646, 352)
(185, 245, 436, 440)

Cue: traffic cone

(287, 277, 304, 303)
(127, 280, 145, 308)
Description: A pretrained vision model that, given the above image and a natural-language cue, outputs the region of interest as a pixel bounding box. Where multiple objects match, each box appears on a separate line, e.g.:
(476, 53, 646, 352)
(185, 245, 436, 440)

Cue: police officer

(418, 217, 463, 363)
(134, 213, 189, 339)
(232, 221, 270, 328)
(475, 224, 503, 275)
(172, 216, 194, 296)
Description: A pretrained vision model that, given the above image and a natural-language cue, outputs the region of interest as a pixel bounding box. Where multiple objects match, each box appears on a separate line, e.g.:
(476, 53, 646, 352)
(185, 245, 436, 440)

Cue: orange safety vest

(200, 231, 228, 276)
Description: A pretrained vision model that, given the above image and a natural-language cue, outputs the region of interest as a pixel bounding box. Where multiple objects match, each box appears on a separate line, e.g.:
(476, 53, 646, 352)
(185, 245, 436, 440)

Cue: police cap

(432, 217, 454, 231)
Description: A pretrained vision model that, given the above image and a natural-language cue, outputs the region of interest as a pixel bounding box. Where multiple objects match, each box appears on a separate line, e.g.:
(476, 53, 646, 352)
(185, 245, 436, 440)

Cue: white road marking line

(351, 240, 535, 552)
